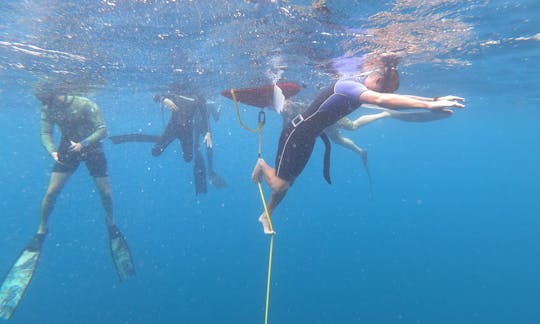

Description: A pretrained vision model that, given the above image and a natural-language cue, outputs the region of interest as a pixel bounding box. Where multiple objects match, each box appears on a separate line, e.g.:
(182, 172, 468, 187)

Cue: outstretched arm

(403, 95, 464, 102)
(359, 90, 465, 111)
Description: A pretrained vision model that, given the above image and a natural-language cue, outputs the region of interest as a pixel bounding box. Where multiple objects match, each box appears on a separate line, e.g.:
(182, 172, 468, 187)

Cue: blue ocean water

(1, 0, 539, 323)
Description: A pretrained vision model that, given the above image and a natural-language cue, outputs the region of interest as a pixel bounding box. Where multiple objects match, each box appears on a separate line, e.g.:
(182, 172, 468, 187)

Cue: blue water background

(1, 1, 539, 323)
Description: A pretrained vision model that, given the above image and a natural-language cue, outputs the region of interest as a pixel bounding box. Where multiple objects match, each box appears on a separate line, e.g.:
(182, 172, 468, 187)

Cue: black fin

(193, 150, 207, 194)
(320, 133, 332, 184)
(109, 134, 161, 144)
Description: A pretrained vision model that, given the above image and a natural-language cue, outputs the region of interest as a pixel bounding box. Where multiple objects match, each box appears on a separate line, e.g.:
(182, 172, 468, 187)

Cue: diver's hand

(69, 141, 83, 152)
(162, 98, 179, 112)
(51, 152, 59, 162)
(203, 132, 213, 148)
(428, 97, 465, 110)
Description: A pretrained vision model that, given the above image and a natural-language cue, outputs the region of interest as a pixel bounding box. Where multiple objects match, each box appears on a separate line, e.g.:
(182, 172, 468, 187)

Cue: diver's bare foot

(251, 159, 264, 183)
(259, 214, 275, 235)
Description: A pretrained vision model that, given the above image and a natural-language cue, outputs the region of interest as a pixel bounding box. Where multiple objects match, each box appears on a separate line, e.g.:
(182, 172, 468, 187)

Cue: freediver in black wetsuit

(110, 92, 227, 195)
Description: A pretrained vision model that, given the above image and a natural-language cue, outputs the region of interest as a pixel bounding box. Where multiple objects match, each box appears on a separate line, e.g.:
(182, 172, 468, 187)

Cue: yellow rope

(265, 235, 274, 324)
(230, 89, 275, 324)
(230, 89, 260, 134)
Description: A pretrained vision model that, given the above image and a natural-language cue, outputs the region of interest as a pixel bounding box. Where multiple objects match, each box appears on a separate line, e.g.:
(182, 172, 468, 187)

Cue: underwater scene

(0, 0, 539, 323)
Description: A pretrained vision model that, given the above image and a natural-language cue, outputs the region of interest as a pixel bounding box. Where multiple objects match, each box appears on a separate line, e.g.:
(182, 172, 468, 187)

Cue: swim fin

(109, 134, 160, 144)
(0, 233, 46, 320)
(208, 171, 227, 189)
(319, 133, 332, 184)
(360, 150, 374, 199)
(193, 149, 207, 195)
(108, 225, 135, 281)
(205, 147, 226, 189)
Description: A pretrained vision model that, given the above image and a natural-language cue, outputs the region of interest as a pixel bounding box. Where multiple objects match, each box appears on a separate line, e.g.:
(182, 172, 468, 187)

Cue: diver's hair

(34, 89, 58, 105)
(382, 67, 400, 93)
(361, 53, 401, 93)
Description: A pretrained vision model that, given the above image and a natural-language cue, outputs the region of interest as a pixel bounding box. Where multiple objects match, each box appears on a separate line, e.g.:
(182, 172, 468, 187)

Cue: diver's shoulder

(71, 96, 99, 109)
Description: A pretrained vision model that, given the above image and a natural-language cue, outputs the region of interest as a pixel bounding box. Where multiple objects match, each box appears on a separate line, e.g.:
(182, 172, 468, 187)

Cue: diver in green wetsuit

(0, 91, 135, 320)
(37, 92, 135, 280)
(38, 94, 110, 233)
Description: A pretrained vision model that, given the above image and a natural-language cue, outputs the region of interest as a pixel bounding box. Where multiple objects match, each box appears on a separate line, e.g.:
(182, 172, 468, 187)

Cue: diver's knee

(152, 146, 163, 156)
(270, 177, 290, 193)
(44, 185, 62, 200)
(99, 187, 112, 199)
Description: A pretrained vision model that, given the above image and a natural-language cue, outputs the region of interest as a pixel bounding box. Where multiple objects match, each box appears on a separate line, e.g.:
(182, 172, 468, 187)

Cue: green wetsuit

(40, 96, 108, 176)
(40, 96, 107, 154)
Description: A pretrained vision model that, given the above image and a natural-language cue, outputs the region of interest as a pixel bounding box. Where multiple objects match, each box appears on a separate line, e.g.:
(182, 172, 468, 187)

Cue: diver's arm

(80, 102, 108, 147)
(40, 108, 56, 156)
(359, 90, 465, 110)
(402, 95, 437, 101)
(163, 94, 199, 112)
(403, 95, 465, 102)
(201, 103, 212, 148)
(162, 98, 179, 112)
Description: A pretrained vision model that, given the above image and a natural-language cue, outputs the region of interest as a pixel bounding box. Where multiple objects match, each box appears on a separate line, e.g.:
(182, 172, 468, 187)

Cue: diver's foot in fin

(26, 233, 46, 252)
(209, 171, 227, 189)
(108, 225, 136, 281)
(0, 233, 46, 319)
(258, 214, 275, 235)
(251, 159, 264, 183)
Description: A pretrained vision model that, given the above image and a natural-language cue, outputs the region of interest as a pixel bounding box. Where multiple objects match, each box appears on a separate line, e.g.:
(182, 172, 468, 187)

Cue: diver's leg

(178, 125, 194, 162)
(252, 158, 290, 235)
(206, 146, 214, 172)
(351, 111, 391, 129)
(93, 176, 114, 226)
(251, 158, 289, 191)
(39, 172, 71, 234)
(193, 147, 207, 194)
(86, 150, 114, 226)
(152, 120, 177, 156)
(258, 187, 289, 235)
(326, 127, 368, 165)
(95, 173, 135, 281)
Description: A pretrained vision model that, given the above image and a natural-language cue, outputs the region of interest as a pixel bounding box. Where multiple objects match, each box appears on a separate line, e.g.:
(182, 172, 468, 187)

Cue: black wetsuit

(275, 76, 369, 182)
(152, 94, 216, 194)
(152, 94, 206, 162)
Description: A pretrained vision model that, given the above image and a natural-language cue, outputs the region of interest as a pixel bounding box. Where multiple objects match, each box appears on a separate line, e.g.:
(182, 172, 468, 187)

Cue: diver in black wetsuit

(110, 92, 226, 194)
(153, 93, 226, 194)
(252, 54, 466, 235)
(151, 93, 200, 161)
